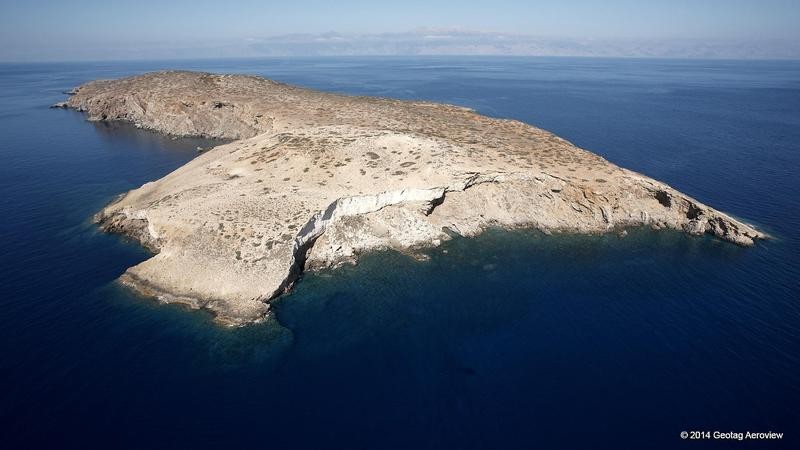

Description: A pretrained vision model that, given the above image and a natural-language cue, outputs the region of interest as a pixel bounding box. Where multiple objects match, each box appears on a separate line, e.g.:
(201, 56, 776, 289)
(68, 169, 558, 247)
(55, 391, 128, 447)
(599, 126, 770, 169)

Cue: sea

(0, 57, 798, 449)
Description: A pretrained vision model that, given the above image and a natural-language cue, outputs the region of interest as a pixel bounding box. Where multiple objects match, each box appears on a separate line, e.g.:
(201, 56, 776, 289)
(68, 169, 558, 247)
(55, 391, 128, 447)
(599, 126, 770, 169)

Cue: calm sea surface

(1, 57, 798, 449)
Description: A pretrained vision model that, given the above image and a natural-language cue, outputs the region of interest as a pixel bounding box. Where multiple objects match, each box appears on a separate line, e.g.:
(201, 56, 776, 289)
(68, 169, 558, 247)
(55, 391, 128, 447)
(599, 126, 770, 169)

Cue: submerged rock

(59, 70, 766, 325)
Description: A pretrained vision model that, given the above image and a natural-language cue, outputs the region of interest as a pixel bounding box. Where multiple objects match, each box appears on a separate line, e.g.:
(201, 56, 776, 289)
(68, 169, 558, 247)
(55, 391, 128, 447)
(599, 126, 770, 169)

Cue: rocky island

(59, 71, 765, 325)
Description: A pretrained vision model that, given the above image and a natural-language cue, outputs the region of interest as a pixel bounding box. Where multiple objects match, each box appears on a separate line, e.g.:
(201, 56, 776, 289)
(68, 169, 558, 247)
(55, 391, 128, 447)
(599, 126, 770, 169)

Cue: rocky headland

(59, 71, 765, 325)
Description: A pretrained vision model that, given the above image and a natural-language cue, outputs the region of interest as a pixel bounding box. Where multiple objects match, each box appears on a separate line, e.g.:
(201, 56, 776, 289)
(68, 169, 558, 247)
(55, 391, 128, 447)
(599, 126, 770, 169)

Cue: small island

(59, 71, 765, 325)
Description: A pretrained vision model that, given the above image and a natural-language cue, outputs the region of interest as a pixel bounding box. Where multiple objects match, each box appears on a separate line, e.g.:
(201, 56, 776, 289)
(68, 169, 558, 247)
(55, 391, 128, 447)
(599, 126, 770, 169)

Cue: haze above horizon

(1, 0, 798, 61)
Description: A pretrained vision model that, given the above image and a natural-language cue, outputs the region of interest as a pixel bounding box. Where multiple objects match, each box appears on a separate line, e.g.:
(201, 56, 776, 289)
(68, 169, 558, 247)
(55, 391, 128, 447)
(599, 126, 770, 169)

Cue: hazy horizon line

(3, 54, 800, 65)
(2, 29, 798, 63)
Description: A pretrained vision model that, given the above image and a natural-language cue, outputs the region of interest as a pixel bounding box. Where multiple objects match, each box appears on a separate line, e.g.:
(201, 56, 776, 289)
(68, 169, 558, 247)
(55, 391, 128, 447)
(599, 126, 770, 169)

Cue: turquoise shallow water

(0, 57, 798, 449)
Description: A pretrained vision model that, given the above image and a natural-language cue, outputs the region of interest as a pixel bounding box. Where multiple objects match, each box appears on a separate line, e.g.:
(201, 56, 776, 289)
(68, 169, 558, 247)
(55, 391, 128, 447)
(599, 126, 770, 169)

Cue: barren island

(59, 71, 765, 325)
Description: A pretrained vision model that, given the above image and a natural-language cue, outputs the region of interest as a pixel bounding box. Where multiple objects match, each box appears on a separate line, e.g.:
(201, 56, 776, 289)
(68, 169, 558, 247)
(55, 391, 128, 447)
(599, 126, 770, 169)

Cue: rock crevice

(271, 173, 508, 300)
(273, 186, 449, 298)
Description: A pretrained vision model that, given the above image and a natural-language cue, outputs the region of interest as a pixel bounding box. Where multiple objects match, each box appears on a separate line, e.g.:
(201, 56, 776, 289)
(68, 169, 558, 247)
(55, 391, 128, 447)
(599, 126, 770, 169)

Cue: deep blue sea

(1, 57, 798, 449)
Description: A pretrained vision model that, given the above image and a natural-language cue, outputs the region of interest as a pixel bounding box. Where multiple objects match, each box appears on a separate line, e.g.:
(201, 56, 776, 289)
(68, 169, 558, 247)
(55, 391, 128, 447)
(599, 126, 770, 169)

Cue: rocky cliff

(61, 71, 765, 325)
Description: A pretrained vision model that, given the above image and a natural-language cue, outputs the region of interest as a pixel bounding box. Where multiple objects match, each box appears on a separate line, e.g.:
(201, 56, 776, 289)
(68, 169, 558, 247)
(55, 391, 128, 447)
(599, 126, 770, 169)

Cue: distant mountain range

(240, 29, 800, 59)
(5, 29, 799, 61)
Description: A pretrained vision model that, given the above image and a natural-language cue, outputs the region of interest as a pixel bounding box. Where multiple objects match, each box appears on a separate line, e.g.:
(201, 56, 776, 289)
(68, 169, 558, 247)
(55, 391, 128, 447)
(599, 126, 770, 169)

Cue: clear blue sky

(1, 0, 798, 61)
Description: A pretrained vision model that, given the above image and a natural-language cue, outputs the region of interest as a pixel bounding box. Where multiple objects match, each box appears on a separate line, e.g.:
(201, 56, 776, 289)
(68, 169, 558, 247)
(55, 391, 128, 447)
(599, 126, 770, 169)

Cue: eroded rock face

(62, 71, 765, 325)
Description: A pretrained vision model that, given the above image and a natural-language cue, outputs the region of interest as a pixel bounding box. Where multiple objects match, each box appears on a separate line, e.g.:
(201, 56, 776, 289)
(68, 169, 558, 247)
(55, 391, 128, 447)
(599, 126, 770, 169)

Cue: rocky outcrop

(66, 73, 275, 139)
(60, 71, 765, 325)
